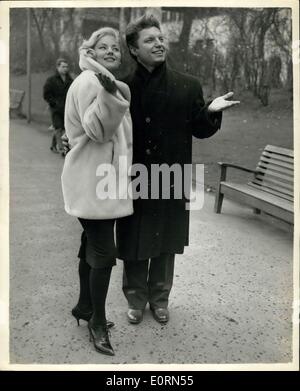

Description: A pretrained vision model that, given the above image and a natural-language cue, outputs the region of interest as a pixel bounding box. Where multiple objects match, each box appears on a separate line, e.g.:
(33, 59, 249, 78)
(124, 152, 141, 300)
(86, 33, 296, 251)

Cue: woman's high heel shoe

(72, 305, 93, 325)
(88, 321, 115, 356)
(71, 305, 114, 329)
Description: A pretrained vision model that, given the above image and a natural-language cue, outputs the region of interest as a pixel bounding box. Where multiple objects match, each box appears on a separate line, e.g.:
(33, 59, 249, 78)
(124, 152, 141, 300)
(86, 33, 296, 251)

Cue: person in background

(43, 58, 73, 154)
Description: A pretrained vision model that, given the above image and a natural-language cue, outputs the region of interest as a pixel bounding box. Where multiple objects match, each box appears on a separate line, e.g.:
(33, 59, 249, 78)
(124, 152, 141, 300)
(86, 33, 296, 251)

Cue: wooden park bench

(214, 145, 294, 224)
(9, 89, 25, 118)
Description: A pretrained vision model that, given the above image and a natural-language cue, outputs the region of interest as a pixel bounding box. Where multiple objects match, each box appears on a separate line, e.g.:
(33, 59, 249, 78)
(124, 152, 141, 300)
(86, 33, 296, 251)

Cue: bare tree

(223, 8, 278, 105)
(269, 9, 292, 91)
(31, 9, 48, 54)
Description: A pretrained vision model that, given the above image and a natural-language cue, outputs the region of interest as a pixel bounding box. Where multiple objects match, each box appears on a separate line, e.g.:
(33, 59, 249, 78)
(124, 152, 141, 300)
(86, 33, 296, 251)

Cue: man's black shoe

(127, 309, 143, 324)
(150, 307, 169, 324)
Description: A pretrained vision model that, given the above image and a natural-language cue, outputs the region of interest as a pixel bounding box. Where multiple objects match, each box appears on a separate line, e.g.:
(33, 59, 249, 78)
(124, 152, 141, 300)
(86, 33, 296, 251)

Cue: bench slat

(258, 158, 294, 172)
(251, 176, 294, 191)
(219, 182, 294, 223)
(249, 181, 294, 201)
(10, 90, 25, 102)
(221, 182, 293, 210)
(10, 89, 25, 116)
(10, 103, 21, 110)
(256, 162, 294, 177)
(255, 171, 293, 186)
(259, 155, 294, 170)
(261, 150, 294, 164)
(265, 144, 294, 157)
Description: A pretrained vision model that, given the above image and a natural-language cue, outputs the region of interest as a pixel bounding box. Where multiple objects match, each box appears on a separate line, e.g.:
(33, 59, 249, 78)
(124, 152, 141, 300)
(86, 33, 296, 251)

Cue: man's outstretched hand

(208, 92, 240, 112)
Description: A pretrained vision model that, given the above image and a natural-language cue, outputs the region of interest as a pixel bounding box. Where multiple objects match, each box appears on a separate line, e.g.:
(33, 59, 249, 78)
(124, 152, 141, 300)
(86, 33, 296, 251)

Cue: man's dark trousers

(122, 253, 175, 310)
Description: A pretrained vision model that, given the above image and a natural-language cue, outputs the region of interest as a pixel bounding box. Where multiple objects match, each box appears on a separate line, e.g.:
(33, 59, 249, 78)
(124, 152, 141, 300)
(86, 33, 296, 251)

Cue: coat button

(145, 117, 151, 123)
(146, 148, 151, 155)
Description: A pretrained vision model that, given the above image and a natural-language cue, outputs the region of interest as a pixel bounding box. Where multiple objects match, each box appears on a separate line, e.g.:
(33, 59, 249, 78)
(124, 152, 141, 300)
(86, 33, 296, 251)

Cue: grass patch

(193, 88, 293, 189)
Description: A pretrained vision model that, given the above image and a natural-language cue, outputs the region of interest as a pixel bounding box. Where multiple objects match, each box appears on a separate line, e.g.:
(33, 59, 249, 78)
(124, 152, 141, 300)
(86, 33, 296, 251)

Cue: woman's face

(94, 34, 121, 71)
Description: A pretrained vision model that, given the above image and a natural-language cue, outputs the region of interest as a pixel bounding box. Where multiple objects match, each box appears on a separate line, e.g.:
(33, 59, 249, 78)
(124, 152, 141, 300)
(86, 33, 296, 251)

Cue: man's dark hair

(56, 58, 68, 68)
(125, 14, 161, 55)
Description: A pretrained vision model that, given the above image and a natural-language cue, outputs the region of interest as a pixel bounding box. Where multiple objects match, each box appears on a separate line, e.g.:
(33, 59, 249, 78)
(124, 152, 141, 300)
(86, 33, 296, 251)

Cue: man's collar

(136, 61, 166, 80)
(56, 70, 68, 80)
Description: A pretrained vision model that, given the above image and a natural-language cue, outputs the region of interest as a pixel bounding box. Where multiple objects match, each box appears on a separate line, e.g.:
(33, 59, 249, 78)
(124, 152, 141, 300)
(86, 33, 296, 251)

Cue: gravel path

(9, 119, 294, 366)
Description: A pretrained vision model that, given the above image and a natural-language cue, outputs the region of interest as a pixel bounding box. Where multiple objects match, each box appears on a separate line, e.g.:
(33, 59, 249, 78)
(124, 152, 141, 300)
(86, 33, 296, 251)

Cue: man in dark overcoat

(43, 58, 73, 153)
(116, 15, 240, 324)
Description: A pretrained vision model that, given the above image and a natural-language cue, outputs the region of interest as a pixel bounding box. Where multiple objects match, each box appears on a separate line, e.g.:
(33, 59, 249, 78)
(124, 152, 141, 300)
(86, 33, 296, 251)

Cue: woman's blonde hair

(80, 27, 120, 51)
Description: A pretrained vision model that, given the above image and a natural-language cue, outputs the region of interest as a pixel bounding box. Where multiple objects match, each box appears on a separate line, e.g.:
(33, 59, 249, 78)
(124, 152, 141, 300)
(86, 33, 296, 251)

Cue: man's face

(57, 62, 69, 75)
(130, 27, 167, 69)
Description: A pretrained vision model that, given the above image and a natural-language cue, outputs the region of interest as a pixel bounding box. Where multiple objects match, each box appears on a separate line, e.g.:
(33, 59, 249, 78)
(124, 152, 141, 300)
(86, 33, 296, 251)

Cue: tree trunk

(178, 10, 194, 56)
(31, 9, 46, 53)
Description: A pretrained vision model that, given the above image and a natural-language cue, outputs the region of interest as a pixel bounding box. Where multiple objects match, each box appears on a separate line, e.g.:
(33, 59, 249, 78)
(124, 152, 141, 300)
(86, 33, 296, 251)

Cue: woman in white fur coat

(61, 27, 133, 356)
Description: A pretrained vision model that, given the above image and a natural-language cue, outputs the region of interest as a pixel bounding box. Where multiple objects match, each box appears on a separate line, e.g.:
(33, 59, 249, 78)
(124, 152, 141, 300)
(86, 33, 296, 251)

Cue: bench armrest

(216, 162, 256, 183)
(217, 162, 257, 174)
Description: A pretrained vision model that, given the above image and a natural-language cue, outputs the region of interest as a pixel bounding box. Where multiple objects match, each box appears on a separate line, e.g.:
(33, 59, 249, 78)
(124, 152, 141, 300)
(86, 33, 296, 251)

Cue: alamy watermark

(95, 156, 205, 210)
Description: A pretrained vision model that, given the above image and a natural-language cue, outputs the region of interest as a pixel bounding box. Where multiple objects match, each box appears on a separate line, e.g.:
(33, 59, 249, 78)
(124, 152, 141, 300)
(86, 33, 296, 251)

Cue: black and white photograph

(0, 0, 299, 369)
